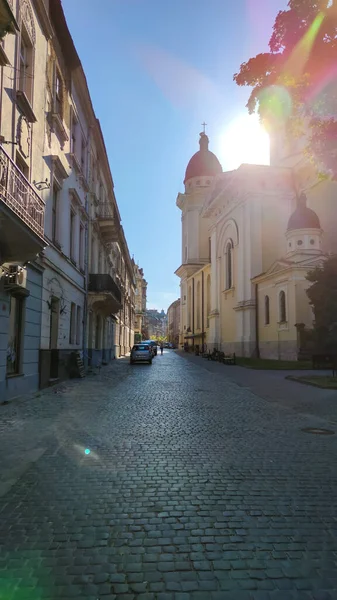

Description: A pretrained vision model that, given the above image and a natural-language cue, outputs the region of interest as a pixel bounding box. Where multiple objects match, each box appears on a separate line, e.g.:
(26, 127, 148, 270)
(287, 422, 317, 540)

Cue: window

(69, 302, 76, 344)
(196, 281, 201, 329)
(206, 274, 211, 328)
(81, 137, 86, 174)
(76, 306, 81, 345)
(70, 209, 75, 261)
(18, 30, 33, 102)
(208, 237, 211, 260)
(52, 184, 59, 243)
(188, 285, 192, 329)
(265, 295, 270, 325)
(79, 223, 84, 270)
(226, 241, 233, 289)
(71, 114, 77, 155)
(55, 69, 63, 117)
(6, 295, 24, 376)
(279, 291, 286, 323)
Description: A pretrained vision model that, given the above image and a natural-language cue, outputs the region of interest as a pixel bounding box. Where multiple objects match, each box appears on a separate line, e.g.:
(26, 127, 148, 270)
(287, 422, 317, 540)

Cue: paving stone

(0, 352, 337, 599)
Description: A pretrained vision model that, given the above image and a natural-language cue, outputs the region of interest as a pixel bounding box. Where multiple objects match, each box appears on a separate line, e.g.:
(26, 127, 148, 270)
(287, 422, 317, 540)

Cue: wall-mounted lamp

(33, 179, 50, 191)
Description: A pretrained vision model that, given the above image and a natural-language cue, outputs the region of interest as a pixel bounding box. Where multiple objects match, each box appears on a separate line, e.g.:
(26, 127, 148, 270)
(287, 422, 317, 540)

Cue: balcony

(95, 202, 119, 243)
(0, 0, 19, 38)
(88, 273, 122, 316)
(0, 145, 46, 264)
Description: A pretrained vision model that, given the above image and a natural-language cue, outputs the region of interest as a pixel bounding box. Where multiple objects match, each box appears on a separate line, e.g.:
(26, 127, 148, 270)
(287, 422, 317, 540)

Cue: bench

(223, 353, 236, 365)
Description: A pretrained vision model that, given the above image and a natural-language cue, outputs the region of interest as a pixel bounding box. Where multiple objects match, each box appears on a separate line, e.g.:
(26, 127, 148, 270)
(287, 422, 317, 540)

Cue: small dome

(287, 192, 320, 231)
(184, 132, 222, 184)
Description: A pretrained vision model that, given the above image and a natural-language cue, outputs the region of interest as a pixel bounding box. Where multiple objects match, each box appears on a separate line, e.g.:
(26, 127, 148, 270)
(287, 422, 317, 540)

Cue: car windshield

(134, 345, 149, 350)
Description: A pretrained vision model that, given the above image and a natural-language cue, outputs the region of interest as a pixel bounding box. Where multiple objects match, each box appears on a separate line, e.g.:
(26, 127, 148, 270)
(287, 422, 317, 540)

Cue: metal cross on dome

(202, 122, 207, 134)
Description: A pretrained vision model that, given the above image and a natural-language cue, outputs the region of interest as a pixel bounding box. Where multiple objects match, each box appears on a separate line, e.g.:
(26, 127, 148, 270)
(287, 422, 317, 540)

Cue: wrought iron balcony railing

(0, 144, 45, 239)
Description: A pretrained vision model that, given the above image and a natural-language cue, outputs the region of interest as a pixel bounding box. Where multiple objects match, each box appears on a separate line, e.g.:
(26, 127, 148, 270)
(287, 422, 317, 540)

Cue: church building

(175, 128, 337, 360)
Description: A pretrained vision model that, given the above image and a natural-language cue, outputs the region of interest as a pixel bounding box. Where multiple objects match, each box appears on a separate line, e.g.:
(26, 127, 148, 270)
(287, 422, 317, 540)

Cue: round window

(297, 240, 303, 246)
(310, 239, 315, 245)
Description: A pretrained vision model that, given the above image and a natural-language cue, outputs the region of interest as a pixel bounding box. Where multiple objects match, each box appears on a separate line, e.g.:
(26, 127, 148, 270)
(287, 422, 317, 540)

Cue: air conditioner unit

(4, 267, 27, 290)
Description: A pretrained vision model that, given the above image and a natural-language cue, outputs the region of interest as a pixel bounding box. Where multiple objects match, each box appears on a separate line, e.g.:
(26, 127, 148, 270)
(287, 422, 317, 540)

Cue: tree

(233, 0, 337, 176)
(306, 255, 337, 353)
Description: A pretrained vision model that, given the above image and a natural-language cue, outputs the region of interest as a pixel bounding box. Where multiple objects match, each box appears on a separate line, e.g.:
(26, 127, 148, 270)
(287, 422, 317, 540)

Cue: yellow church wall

(219, 246, 237, 350)
(261, 195, 294, 273)
(257, 274, 298, 360)
(185, 264, 211, 349)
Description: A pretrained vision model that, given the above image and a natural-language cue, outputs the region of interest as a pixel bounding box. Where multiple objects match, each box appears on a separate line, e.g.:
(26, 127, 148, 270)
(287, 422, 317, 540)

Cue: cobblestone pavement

(1, 350, 337, 600)
(178, 351, 337, 424)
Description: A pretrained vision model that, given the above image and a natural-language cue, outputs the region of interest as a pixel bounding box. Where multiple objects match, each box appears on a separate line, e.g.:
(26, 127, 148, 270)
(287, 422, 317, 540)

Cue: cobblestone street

(1, 350, 337, 600)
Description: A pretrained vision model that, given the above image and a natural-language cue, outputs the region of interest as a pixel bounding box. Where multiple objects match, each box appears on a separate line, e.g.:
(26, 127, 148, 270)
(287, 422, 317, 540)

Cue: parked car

(143, 340, 157, 356)
(130, 344, 152, 365)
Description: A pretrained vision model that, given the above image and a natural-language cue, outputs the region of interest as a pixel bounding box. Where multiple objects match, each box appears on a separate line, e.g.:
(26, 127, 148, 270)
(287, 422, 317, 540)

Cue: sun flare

(218, 113, 270, 171)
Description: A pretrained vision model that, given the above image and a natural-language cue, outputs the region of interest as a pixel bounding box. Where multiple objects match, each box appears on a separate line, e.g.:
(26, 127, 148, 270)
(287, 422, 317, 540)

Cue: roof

(184, 133, 222, 184)
(287, 193, 320, 231)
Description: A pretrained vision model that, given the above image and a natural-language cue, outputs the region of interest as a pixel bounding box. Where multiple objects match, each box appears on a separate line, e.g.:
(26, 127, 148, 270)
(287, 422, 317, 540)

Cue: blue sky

(62, 0, 287, 311)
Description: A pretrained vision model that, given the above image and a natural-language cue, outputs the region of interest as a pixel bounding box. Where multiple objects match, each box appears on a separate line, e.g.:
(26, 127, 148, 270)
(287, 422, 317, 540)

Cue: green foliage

(233, 0, 337, 177)
(306, 255, 337, 351)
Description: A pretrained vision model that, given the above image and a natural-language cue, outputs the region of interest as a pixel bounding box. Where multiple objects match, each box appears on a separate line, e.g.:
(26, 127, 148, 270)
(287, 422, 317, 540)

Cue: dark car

(143, 340, 157, 356)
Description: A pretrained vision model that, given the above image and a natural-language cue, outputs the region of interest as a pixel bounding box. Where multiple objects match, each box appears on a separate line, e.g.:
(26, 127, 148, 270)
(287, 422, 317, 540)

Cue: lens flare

(258, 85, 293, 128)
(84, 448, 91, 455)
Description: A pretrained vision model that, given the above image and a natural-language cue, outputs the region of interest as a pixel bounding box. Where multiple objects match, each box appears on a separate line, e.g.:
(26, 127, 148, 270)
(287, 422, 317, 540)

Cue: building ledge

(16, 91, 37, 123)
(0, 45, 10, 66)
(51, 112, 69, 145)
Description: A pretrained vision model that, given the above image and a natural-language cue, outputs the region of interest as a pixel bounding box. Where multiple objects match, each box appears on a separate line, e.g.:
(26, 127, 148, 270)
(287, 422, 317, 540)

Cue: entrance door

(49, 297, 59, 378)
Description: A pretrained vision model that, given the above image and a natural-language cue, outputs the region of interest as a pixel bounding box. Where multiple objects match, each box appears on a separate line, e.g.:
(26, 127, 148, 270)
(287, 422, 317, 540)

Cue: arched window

(226, 241, 233, 289)
(265, 295, 270, 325)
(188, 285, 192, 329)
(196, 281, 201, 330)
(279, 290, 286, 323)
(206, 274, 211, 328)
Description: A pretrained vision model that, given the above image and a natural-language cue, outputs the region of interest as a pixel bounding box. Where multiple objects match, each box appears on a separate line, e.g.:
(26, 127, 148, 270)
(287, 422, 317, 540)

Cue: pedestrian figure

(160, 342, 164, 355)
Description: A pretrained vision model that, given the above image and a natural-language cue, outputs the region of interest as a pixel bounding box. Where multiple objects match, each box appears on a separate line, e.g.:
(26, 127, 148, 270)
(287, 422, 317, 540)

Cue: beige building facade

(167, 299, 180, 346)
(133, 263, 147, 343)
(0, 0, 135, 401)
(176, 130, 337, 359)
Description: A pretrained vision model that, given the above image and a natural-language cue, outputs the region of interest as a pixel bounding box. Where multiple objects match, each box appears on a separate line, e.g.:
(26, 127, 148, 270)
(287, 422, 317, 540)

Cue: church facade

(175, 130, 337, 360)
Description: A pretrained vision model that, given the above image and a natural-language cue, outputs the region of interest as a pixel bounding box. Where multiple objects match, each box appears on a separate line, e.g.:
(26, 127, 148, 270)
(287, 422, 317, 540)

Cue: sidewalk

(178, 350, 337, 423)
(0, 357, 131, 498)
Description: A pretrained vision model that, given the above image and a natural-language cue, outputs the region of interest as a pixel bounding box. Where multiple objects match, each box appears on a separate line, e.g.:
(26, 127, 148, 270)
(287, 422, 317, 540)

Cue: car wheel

(149, 359, 152, 364)
(130, 360, 134, 365)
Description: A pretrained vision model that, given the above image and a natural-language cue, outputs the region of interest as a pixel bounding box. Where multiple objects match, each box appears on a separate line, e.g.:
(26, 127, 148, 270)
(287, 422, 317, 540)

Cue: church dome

(287, 193, 320, 231)
(184, 132, 222, 184)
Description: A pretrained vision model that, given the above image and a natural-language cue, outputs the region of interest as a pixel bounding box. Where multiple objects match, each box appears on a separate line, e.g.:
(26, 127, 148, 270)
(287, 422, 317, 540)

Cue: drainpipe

(255, 283, 260, 358)
(201, 271, 205, 353)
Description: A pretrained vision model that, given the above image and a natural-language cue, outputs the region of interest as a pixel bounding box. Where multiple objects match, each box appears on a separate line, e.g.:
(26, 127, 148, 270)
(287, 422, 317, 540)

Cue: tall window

(206, 274, 211, 328)
(18, 30, 33, 103)
(188, 285, 192, 329)
(71, 114, 77, 155)
(76, 306, 81, 345)
(226, 241, 233, 289)
(265, 295, 270, 325)
(81, 137, 86, 174)
(70, 209, 75, 262)
(52, 184, 59, 243)
(69, 303, 76, 344)
(6, 295, 24, 376)
(208, 237, 211, 260)
(55, 70, 63, 117)
(196, 281, 201, 330)
(79, 223, 84, 270)
(279, 291, 286, 323)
